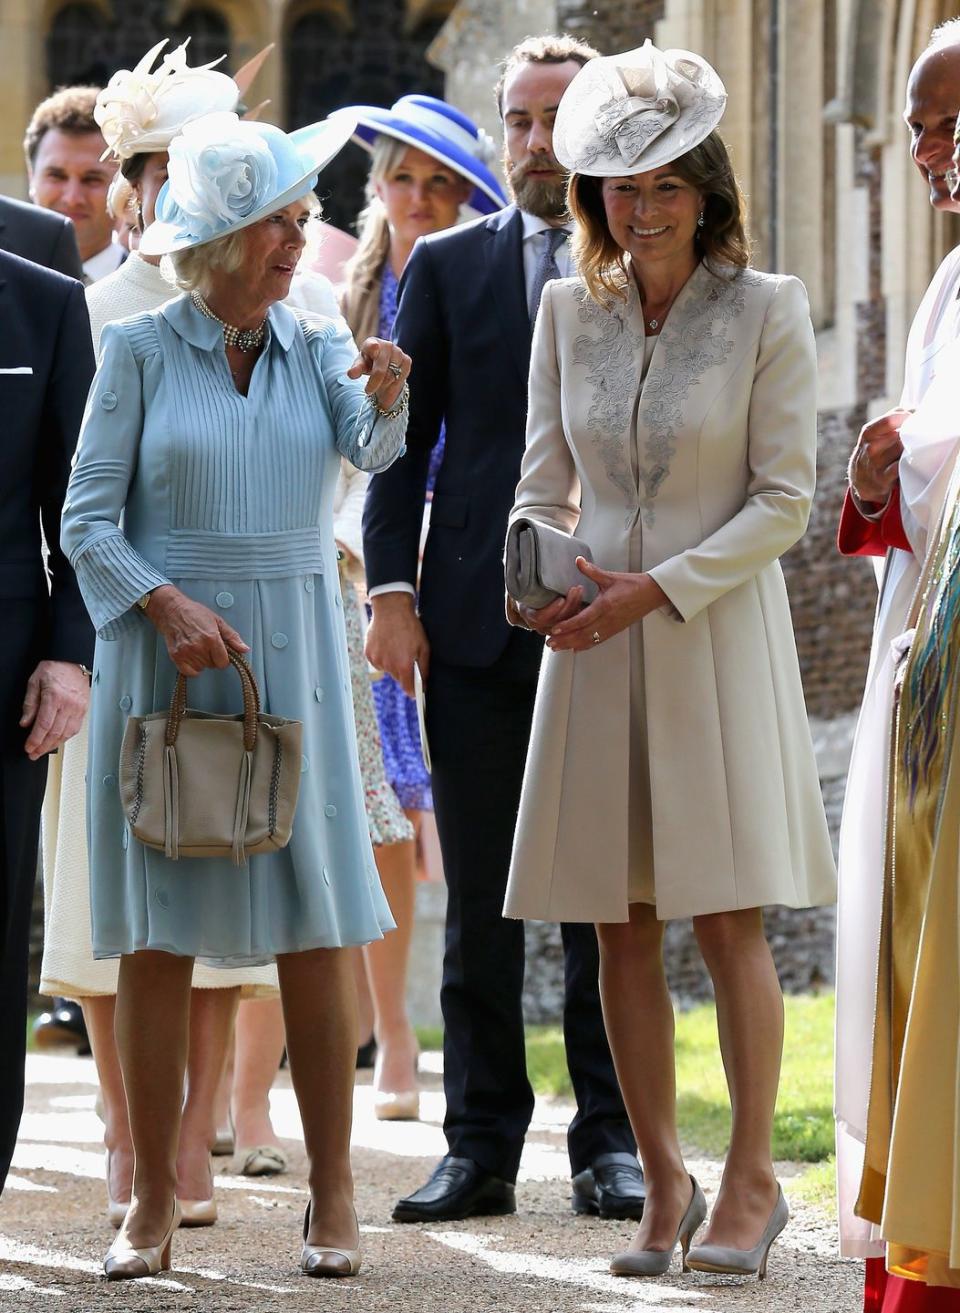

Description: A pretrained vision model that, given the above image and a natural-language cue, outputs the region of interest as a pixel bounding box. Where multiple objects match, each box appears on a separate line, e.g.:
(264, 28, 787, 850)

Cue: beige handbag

(119, 652, 303, 865)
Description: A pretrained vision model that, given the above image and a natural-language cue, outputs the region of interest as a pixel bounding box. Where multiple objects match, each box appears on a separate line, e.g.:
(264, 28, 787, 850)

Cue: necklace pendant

(237, 328, 259, 352)
(648, 318, 658, 331)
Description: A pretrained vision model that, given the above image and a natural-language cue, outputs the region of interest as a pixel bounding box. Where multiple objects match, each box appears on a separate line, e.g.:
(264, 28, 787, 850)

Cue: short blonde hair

(168, 192, 321, 293)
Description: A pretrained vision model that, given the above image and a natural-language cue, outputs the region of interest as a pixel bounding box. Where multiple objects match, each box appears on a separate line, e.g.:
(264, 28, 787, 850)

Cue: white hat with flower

(138, 110, 357, 256)
(94, 38, 241, 162)
(553, 40, 727, 177)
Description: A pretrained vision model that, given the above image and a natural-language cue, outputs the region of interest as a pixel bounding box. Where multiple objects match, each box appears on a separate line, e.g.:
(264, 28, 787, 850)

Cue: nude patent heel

(103, 1201, 181, 1280)
(300, 1202, 361, 1278)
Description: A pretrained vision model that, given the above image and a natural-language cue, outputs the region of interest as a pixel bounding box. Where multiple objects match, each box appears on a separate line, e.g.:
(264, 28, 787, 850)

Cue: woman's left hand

(546, 558, 670, 652)
(348, 338, 412, 410)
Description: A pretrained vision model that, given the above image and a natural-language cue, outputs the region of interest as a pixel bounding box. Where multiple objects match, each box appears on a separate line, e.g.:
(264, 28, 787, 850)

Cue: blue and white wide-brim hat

(139, 110, 357, 256)
(553, 40, 727, 177)
(330, 94, 506, 216)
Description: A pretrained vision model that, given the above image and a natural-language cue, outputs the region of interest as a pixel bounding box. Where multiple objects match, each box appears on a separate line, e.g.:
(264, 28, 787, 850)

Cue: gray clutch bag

(504, 517, 598, 610)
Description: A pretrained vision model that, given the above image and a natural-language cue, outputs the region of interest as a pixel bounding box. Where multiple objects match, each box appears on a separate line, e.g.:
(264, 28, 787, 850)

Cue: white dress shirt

(369, 208, 573, 600)
(83, 241, 125, 285)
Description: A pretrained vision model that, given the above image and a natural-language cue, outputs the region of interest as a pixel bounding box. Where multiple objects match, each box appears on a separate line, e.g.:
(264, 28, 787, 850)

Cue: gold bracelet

(373, 381, 409, 420)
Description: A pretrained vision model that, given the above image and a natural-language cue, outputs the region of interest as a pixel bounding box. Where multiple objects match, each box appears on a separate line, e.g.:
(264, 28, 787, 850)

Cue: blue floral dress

(370, 265, 443, 811)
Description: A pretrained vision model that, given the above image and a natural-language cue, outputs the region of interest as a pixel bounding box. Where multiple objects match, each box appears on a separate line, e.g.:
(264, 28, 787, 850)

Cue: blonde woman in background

(335, 95, 506, 1119)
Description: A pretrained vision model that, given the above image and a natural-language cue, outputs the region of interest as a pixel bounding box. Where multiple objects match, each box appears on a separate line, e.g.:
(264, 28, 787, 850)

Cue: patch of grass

(790, 1157, 837, 1211)
(418, 992, 836, 1166)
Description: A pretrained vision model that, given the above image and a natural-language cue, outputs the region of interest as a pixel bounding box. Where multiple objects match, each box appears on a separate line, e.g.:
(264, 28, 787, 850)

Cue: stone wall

(557, 0, 667, 50)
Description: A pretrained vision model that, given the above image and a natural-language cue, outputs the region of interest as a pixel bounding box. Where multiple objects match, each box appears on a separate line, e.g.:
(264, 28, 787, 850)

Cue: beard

(506, 152, 570, 221)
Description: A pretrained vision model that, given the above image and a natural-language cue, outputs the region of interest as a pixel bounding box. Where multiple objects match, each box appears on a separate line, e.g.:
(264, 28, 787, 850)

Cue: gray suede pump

(609, 1176, 707, 1277)
(685, 1185, 788, 1279)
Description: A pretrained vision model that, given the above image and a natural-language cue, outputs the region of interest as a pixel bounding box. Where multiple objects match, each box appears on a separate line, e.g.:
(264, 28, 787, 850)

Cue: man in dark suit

(364, 35, 645, 1224)
(0, 250, 95, 1195)
(0, 194, 83, 280)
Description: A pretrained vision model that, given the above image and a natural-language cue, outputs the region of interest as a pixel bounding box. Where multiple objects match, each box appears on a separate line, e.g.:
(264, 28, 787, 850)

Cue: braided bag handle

(165, 651, 261, 751)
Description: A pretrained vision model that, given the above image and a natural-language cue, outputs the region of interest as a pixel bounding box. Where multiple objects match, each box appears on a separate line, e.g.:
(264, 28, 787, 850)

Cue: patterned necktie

(529, 227, 569, 324)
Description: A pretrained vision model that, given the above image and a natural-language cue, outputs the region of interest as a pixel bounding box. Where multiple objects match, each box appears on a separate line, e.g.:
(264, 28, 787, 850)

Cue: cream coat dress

(503, 262, 837, 925)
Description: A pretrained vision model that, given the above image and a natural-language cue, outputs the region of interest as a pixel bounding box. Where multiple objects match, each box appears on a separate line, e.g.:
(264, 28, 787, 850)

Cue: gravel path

(0, 1052, 863, 1311)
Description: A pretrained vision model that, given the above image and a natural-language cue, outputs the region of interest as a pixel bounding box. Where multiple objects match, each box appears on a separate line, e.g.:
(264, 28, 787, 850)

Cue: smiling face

(374, 145, 472, 245)
(29, 128, 116, 261)
(904, 44, 960, 211)
(501, 59, 583, 220)
(601, 167, 703, 272)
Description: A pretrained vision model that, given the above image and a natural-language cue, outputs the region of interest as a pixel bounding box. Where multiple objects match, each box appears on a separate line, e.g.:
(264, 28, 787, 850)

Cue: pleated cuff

(72, 531, 170, 640)
(345, 396, 407, 473)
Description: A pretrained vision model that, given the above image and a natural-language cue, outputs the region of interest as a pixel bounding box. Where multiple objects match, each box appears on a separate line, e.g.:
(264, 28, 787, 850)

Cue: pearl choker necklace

(191, 291, 266, 352)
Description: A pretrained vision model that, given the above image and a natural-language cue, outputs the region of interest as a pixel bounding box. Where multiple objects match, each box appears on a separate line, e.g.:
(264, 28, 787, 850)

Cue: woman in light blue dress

(61, 112, 411, 1282)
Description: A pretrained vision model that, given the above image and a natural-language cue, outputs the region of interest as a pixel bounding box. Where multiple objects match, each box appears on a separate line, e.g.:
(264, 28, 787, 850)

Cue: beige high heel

(178, 1197, 217, 1226)
(610, 1176, 707, 1277)
(300, 1202, 361, 1278)
(105, 1151, 129, 1229)
(685, 1184, 788, 1279)
(104, 1201, 181, 1280)
(372, 1042, 420, 1122)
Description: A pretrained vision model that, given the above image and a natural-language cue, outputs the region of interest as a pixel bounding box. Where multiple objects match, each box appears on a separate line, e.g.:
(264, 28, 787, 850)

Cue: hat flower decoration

(165, 111, 278, 244)
(94, 38, 240, 162)
(554, 39, 727, 177)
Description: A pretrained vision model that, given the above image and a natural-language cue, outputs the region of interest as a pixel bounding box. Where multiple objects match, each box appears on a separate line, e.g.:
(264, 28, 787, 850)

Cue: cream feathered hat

(553, 40, 727, 177)
(94, 38, 240, 162)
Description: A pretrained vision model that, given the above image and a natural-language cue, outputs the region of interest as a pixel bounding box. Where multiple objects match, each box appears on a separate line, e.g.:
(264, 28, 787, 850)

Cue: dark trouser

(426, 630, 634, 1183)
(0, 748, 47, 1194)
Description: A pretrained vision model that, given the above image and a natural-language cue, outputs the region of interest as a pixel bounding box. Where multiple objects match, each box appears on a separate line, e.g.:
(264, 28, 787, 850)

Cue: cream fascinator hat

(138, 111, 357, 256)
(94, 39, 241, 162)
(553, 40, 727, 176)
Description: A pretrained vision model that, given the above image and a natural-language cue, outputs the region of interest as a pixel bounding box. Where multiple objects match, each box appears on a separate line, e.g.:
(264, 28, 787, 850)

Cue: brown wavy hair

(568, 131, 750, 306)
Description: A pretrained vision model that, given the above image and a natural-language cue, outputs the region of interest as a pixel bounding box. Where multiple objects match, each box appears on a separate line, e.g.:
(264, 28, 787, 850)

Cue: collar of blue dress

(161, 293, 298, 353)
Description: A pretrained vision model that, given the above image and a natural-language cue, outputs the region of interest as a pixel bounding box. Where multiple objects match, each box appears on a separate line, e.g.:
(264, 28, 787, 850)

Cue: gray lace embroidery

(574, 269, 757, 526)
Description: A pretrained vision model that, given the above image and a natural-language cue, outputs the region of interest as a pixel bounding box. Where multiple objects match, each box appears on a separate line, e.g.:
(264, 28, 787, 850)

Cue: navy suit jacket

(0, 196, 83, 281)
(363, 206, 542, 671)
(0, 250, 94, 743)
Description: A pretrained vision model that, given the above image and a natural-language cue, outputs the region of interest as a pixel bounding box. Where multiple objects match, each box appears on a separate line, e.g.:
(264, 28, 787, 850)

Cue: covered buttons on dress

(271, 632, 288, 649)
(100, 391, 119, 411)
(216, 591, 234, 608)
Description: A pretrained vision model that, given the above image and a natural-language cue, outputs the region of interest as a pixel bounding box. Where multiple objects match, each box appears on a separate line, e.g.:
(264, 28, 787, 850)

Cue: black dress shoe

(572, 1152, 646, 1220)
(356, 1035, 377, 1070)
(392, 1156, 516, 1223)
(32, 999, 91, 1055)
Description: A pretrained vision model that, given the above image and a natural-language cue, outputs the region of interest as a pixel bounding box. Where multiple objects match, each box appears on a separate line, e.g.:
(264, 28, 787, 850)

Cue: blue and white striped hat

(330, 94, 507, 217)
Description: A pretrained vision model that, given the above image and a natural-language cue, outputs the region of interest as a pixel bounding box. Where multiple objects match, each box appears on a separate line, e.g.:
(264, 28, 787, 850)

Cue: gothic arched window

(175, 6, 232, 70)
(46, 3, 112, 88)
(286, 1, 447, 231)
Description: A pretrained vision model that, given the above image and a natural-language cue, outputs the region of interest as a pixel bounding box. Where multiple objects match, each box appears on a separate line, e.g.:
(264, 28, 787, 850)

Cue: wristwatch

(135, 590, 154, 610)
(78, 664, 93, 680)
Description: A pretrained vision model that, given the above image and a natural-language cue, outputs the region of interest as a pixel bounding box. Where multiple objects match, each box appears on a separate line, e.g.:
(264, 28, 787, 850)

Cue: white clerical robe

(836, 245, 960, 1257)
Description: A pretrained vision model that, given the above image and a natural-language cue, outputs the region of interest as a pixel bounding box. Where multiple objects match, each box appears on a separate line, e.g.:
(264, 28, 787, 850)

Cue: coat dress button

(304, 578, 315, 594)
(271, 632, 288, 649)
(324, 804, 337, 818)
(314, 686, 324, 702)
(102, 774, 116, 787)
(100, 391, 118, 411)
(301, 755, 309, 773)
(216, 591, 234, 608)
(322, 866, 331, 886)
(118, 695, 132, 712)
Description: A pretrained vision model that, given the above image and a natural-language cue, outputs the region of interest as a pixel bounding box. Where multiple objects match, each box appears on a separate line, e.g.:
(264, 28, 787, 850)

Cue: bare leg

(364, 828, 418, 1093)
(693, 908, 782, 1247)
(80, 994, 133, 1205)
(276, 947, 358, 1249)
(352, 949, 375, 1052)
(232, 997, 285, 1150)
(177, 986, 239, 1200)
(596, 904, 691, 1252)
(114, 950, 193, 1247)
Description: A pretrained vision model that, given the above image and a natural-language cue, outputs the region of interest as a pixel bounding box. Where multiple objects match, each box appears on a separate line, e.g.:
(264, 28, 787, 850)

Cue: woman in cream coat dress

(504, 44, 836, 1282)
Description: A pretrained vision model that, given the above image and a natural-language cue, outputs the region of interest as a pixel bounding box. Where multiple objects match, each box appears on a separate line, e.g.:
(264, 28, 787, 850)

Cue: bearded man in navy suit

(0, 249, 95, 1194)
(363, 34, 645, 1224)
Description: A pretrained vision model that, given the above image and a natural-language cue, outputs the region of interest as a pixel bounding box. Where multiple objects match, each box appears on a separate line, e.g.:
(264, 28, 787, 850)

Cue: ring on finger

(387, 361, 403, 380)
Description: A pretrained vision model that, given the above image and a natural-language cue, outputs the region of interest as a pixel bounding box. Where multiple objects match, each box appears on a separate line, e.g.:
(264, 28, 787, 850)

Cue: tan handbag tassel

(163, 742, 180, 860)
(232, 749, 254, 867)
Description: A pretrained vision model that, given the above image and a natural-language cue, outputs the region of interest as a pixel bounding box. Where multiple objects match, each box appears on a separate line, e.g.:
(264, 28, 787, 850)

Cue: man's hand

(145, 584, 249, 677)
(849, 408, 912, 507)
(20, 660, 90, 761)
(365, 592, 430, 697)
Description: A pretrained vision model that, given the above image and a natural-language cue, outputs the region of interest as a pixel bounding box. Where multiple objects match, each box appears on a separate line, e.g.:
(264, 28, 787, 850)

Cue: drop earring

(697, 212, 705, 228)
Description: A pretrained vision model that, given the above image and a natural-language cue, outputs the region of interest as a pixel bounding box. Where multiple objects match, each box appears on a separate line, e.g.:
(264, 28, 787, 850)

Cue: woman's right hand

(516, 585, 584, 635)
(143, 585, 250, 676)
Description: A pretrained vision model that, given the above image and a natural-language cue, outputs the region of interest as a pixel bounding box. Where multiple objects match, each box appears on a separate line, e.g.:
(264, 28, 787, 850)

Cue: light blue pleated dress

(61, 294, 406, 965)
